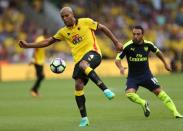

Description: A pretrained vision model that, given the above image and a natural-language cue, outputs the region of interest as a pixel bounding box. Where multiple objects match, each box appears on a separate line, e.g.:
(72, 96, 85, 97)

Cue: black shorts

(72, 51, 102, 85)
(126, 76, 160, 91)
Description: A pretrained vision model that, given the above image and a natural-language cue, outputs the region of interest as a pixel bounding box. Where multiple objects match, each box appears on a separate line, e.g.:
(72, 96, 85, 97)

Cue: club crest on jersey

(130, 48, 135, 51)
(144, 47, 148, 51)
(72, 34, 82, 44)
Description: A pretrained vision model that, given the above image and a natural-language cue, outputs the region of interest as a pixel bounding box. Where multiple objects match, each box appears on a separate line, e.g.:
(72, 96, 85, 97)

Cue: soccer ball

(50, 58, 66, 74)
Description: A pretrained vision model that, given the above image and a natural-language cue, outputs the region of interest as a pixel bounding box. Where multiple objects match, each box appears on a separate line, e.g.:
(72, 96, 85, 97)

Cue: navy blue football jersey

(116, 40, 159, 78)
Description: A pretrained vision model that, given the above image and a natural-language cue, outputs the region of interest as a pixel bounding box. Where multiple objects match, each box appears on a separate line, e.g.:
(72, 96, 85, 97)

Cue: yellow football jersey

(53, 18, 102, 63)
(33, 35, 45, 65)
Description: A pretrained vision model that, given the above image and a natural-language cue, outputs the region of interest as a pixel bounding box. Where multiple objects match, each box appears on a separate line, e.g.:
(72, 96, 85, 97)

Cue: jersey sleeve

(53, 28, 64, 40)
(116, 50, 126, 60)
(148, 43, 160, 53)
(84, 18, 98, 30)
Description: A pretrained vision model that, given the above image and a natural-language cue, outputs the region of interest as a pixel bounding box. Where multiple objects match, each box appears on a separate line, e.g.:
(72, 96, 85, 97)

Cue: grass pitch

(0, 73, 183, 131)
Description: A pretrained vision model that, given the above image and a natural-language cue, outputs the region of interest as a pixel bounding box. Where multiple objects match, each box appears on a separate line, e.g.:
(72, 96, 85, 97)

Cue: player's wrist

(113, 40, 119, 45)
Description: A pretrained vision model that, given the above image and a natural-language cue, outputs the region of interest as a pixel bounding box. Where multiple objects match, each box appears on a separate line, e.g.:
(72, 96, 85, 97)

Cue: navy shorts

(126, 76, 160, 91)
(72, 51, 101, 85)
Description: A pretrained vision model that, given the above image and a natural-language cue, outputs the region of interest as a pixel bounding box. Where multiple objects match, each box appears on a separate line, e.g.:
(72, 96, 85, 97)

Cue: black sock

(88, 70, 107, 91)
(75, 95, 87, 118)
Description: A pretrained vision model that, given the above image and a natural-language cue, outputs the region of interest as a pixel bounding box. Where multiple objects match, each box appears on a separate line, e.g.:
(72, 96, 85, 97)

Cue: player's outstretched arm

(97, 23, 123, 51)
(156, 51, 172, 72)
(19, 37, 59, 48)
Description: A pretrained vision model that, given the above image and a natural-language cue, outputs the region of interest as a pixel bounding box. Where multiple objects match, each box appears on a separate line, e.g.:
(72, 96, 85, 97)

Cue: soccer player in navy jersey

(115, 25, 183, 118)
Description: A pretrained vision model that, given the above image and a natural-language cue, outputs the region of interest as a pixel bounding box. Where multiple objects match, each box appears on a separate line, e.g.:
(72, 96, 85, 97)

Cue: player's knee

(75, 82, 83, 89)
(75, 80, 84, 90)
(153, 88, 161, 96)
(79, 60, 89, 70)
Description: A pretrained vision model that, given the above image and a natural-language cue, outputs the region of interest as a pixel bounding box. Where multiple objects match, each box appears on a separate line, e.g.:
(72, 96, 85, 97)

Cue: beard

(64, 20, 74, 27)
(65, 22, 72, 27)
(133, 39, 141, 44)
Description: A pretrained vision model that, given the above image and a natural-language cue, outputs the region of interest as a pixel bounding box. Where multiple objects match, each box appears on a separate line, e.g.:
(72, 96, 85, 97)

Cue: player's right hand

(19, 40, 29, 48)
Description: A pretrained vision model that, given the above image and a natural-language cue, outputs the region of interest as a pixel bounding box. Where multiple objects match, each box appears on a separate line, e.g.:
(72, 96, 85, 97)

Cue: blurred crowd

(0, 0, 183, 71)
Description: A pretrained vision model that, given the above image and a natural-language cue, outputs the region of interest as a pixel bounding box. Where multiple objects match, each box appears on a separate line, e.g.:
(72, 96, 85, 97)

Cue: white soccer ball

(50, 58, 66, 74)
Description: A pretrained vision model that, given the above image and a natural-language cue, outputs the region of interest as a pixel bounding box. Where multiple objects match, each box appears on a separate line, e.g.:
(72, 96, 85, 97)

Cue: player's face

(60, 11, 75, 27)
(132, 29, 143, 44)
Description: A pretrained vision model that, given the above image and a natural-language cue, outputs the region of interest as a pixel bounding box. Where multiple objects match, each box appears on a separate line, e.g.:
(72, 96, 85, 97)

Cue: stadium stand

(0, 0, 183, 72)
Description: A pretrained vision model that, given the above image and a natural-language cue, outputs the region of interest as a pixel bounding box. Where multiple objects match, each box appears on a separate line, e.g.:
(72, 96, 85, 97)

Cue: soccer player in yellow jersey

(19, 7, 122, 127)
(30, 29, 48, 97)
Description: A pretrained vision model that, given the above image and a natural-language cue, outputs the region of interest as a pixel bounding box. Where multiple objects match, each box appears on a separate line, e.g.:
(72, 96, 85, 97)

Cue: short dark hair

(132, 25, 144, 34)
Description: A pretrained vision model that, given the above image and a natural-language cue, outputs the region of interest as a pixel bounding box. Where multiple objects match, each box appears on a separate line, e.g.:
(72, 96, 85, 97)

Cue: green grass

(0, 73, 183, 131)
